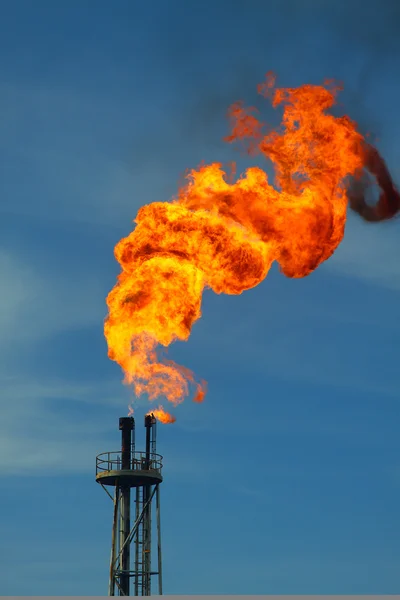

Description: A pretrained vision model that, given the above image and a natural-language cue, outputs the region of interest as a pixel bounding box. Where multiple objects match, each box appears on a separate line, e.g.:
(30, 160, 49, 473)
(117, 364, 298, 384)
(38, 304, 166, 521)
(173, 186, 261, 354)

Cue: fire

(104, 72, 399, 423)
(147, 407, 177, 425)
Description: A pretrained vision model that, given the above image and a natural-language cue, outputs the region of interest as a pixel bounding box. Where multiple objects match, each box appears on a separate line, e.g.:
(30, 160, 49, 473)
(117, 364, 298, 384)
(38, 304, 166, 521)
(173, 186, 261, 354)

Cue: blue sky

(0, 0, 399, 594)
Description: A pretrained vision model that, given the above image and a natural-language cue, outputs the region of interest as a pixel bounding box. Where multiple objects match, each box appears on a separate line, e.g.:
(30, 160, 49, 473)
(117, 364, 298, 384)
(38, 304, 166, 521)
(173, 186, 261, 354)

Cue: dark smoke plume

(349, 143, 400, 222)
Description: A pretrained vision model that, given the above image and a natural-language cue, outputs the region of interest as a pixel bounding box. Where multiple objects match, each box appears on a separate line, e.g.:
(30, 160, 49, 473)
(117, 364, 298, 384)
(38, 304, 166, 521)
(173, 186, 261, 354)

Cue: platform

(96, 450, 163, 487)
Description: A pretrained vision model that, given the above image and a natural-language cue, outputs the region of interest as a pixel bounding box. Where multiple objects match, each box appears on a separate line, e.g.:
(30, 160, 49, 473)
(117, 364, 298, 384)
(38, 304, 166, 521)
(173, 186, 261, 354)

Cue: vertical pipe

(143, 415, 155, 595)
(144, 415, 151, 466)
(119, 488, 131, 596)
(150, 418, 156, 457)
(119, 418, 133, 596)
(131, 418, 136, 456)
(120, 417, 133, 470)
(156, 484, 163, 595)
(134, 486, 140, 596)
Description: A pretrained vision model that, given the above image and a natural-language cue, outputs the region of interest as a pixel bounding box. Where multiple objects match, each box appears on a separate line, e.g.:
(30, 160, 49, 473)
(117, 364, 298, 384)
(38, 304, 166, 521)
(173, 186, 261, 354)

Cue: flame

(104, 72, 398, 423)
(147, 406, 177, 424)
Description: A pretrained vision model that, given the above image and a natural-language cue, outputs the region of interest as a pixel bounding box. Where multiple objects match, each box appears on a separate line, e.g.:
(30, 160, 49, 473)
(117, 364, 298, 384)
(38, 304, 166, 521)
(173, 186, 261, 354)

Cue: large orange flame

(104, 72, 398, 423)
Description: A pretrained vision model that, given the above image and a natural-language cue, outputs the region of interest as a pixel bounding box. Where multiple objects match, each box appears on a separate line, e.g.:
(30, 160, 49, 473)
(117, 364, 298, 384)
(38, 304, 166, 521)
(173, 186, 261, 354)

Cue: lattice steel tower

(96, 415, 163, 596)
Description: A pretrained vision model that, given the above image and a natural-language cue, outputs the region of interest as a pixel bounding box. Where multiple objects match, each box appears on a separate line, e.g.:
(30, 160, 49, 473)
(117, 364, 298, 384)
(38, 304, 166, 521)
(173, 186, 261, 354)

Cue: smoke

(348, 144, 400, 222)
(293, 0, 400, 224)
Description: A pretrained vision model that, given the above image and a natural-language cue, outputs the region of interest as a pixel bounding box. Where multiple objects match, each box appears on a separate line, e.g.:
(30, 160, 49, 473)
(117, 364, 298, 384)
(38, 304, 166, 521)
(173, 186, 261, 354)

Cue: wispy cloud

(0, 242, 124, 475)
(0, 374, 126, 474)
(0, 248, 105, 350)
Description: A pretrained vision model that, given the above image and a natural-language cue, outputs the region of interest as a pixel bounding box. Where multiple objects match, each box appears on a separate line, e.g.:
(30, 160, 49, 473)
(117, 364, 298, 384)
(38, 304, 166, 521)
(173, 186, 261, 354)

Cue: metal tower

(96, 414, 163, 596)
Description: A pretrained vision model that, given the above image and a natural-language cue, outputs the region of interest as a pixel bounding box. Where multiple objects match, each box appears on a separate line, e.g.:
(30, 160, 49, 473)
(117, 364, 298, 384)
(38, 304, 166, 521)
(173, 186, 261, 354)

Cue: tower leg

(134, 487, 140, 596)
(142, 484, 152, 595)
(109, 486, 119, 596)
(119, 486, 131, 596)
(156, 484, 163, 595)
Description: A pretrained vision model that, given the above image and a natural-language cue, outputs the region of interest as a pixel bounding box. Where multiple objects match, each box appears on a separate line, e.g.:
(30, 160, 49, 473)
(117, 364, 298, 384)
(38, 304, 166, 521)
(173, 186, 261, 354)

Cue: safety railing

(96, 450, 163, 477)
